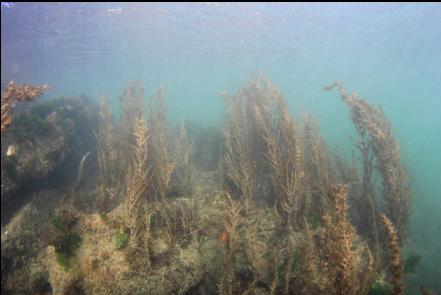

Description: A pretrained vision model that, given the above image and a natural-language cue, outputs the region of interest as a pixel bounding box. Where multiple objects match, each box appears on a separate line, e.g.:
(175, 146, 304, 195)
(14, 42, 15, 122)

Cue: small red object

(219, 229, 229, 243)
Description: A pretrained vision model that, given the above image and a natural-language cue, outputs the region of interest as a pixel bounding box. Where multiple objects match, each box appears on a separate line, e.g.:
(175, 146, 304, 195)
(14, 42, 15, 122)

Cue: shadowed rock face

(1, 95, 97, 225)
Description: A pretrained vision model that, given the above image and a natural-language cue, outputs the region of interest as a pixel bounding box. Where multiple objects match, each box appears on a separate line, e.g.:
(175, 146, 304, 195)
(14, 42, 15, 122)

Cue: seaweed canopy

(95, 81, 181, 251)
(60, 75, 419, 294)
(223, 72, 304, 223)
(1, 81, 50, 132)
(325, 81, 411, 242)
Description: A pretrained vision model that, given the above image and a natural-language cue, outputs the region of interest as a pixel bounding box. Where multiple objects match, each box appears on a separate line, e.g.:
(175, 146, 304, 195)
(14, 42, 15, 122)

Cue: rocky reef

(1, 75, 435, 295)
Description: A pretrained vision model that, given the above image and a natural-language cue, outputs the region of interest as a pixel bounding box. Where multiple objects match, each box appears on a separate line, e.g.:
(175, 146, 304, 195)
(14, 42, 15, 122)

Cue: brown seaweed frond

(323, 183, 356, 295)
(332, 142, 381, 263)
(179, 199, 200, 240)
(124, 118, 151, 245)
(380, 214, 404, 295)
(298, 216, 318, 293)
(157, 200, 177, 246)
(332, 149, 358, 184)
(95, 96, 121, 211)
(359, 247, 377, 295)
(358, 134, 381, 260)
(223, 72, 303, 210)
(148, 86, 175, 201)
(237, 74, 305, 222)
(155, 199, 200, 246)
(326, 82, 411, 241)
(284, 234, 296, 295)
(126, 208, 154, 275)
(218, 193, 242, 295)
(274, 92, 306, 226)
(223, 192, 241, 250)
(119, 81, 144, 122)
(171, 120, 193, 196)
(1, 81, 49, 132)
(223, 90, 255, 207)
(268, 118, 304, 225)
(242, 206, 275, 285)
(302, 113, 331, 216)
(119, 81, 145, 171)
(218, 244, 235, 295)
(268, 86, 304, 225)
(244, 73, 281, 203)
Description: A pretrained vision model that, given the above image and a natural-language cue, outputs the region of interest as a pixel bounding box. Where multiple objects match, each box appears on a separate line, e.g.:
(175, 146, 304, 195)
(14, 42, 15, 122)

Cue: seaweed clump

(322, 184, 357, 295)
(1, 81, 49, 132)
(380, 214, 404, 295)
(218, 74, 379, 295)
(325, 82, 411, 242)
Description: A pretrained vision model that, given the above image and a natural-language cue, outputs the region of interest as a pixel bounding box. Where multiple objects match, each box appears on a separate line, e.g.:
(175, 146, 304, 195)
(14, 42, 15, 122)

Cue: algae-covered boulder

(45, 207, 221, 295)
(1, 96, 97, 222)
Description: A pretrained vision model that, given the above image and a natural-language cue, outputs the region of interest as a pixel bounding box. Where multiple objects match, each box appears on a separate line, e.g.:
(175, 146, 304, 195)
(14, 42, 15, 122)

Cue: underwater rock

(1, 95, 97, 224)
(1, 190, 59, 294)
(44, 209, 212, 295)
